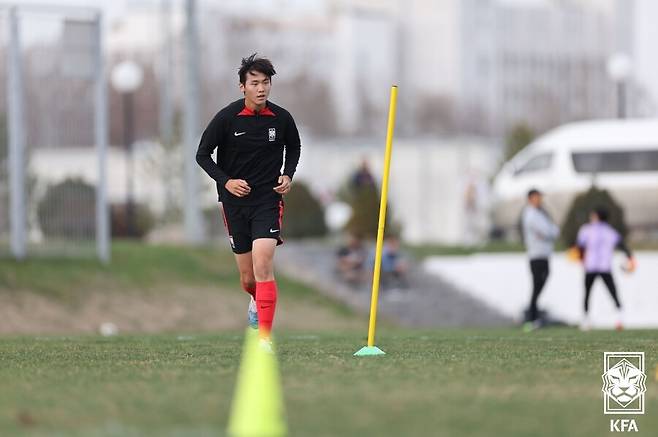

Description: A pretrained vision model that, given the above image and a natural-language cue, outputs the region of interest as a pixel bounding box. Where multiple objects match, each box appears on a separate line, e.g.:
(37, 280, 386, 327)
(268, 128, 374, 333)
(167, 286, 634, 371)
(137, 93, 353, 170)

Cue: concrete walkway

(276, 241, 512, 327)
(424, 252, 658, 329)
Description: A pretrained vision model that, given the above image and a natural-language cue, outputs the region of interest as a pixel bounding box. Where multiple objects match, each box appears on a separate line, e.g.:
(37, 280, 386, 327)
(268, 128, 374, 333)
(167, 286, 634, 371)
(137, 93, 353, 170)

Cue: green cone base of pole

(354, 346, 386, 356)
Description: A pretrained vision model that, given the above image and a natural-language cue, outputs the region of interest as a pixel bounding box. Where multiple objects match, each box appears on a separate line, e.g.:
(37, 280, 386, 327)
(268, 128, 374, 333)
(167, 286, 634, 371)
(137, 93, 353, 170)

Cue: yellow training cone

(227, 329, 287, 437)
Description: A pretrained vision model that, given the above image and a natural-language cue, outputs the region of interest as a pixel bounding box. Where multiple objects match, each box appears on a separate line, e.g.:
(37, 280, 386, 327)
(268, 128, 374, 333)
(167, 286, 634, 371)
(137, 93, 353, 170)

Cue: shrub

(282, 181, 327, 238)
(344, 185, 399, 239)
(37, 178, 96, 239)
(110, 202, 155, 239)
(203, 205, 224, 239)
(505, 122, 535, 162)
(560, 186, 628, 246)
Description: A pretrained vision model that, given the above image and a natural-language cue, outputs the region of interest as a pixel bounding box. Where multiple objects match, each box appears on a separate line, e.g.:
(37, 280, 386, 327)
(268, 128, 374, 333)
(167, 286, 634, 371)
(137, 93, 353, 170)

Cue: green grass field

(1, 329, 656, 436)
(1, 243, 657, 436)
(0, 242, 360, 334)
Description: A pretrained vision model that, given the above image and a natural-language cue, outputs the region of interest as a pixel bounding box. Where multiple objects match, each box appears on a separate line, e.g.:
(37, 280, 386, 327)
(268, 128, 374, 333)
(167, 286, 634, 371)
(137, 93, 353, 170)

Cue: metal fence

(0, 4, 108, 261)
(0, 11, 7, 254)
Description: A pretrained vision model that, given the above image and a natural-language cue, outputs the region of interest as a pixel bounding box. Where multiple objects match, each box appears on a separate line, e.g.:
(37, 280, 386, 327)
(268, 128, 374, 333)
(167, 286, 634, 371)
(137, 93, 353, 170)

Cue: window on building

(572, 150, 658, 173)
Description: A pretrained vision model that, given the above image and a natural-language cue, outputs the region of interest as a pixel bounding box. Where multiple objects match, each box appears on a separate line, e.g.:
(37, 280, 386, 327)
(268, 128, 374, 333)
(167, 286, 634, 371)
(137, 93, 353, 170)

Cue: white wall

(30, 143, 174, 214)
(29, 137, 499, 245)
(633, 0, 658, 115)
(293, 137, 499, 244)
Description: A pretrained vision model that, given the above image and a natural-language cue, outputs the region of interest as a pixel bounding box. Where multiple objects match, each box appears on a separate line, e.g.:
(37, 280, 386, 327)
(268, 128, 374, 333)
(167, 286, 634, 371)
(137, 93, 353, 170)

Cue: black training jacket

(196, 99, 301, 205)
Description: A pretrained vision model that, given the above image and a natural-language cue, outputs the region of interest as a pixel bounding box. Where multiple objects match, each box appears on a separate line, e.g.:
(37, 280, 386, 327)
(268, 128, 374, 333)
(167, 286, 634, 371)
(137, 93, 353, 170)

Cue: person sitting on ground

(336, 233, 368, 286)
(379, 235, 409, 290)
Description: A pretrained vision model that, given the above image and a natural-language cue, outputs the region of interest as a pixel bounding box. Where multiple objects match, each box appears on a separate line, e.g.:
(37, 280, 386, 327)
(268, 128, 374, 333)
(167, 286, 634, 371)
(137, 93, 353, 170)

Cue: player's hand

(622, 257, 637, 273)
(273, 175, 291, 194)
(225, 179, 251, 197)
(566, 246, 582, 263)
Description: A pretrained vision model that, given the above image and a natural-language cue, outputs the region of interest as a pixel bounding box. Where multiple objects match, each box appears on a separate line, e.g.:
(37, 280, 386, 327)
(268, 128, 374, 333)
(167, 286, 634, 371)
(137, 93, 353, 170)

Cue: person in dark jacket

(196, 54, 301, 351)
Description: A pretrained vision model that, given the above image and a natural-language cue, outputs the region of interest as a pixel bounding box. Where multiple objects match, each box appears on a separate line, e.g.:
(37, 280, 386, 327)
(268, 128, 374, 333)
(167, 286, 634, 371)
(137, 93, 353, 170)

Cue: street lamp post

(111, 61, 143, 236)
(606, 53, 632, 119)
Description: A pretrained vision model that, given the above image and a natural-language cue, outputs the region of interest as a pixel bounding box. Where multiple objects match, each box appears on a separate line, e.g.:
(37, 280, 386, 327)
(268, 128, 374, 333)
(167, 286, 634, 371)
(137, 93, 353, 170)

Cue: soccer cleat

(579, 314, 591, 331)
(614, 308, 624, 331)
(522, 320, 541, 333)
(259, 337, 274, 354)
(247, 297, 258, 330)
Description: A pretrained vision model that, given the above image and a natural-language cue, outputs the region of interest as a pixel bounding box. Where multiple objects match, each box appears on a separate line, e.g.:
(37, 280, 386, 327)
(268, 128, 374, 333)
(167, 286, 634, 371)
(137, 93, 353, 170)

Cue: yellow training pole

(354, 85, 398, 357)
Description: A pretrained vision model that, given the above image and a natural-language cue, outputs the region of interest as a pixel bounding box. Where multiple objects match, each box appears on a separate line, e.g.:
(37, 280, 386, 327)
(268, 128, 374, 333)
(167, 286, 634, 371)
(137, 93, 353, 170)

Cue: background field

(1, 244, 656, 436)
(0, 243, 361, 335)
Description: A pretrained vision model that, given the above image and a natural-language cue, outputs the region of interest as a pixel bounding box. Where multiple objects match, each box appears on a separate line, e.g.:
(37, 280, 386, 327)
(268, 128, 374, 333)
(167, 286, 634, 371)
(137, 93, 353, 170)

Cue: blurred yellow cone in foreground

(227, 329, 287, 437)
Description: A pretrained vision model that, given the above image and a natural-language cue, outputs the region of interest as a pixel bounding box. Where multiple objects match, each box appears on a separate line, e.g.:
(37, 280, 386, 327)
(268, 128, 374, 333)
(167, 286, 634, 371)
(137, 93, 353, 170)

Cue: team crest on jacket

(269, 128, 276, 142)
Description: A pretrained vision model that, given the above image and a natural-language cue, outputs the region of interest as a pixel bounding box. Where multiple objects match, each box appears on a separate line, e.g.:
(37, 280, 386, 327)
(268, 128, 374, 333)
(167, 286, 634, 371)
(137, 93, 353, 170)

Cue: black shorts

(219, 201, 284, 254)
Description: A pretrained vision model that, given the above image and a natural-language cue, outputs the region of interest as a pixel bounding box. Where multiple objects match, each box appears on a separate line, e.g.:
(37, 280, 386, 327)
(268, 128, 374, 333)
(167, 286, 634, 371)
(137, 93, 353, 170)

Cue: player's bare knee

(254, 270, 274, 282)
(240, 276, 256, 293)
(253, 262, 274, 282)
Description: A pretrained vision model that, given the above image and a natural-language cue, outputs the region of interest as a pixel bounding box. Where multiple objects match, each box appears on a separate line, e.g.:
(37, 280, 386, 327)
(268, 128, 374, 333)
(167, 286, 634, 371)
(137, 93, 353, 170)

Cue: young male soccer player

(196, 54, 301, 349)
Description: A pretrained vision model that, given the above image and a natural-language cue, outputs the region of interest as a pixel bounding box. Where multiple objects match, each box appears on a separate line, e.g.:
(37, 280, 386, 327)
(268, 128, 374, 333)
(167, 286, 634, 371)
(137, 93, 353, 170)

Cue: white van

(491, 119, 658, 236)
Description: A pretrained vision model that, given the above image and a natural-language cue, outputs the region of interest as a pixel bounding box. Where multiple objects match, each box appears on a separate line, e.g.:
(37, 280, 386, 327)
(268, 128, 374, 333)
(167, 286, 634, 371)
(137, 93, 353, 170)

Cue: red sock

(256, 280, 277, 336)
(242, 283, 256, 299)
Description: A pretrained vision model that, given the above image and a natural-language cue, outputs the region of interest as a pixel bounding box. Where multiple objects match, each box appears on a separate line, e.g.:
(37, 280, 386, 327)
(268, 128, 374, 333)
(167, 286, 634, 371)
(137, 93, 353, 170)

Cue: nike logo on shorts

(269, 228, 279, 233)
(234, 131, 246, 136)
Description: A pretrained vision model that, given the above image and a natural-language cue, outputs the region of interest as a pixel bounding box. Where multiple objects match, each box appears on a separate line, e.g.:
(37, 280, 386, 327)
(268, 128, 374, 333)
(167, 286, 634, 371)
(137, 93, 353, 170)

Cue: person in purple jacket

(576, 207, 635, 331)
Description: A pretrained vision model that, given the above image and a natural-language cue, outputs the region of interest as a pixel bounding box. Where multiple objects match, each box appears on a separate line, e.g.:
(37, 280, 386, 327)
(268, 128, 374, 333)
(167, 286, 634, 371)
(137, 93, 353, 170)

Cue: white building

(100, 0, 651, 138)
(197, 0, 402, 136)
(492, 0, 621, 133)
(396, 0, 629, 134)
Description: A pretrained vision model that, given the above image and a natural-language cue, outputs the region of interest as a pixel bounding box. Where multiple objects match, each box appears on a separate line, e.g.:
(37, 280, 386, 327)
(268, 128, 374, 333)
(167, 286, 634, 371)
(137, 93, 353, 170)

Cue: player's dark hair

(594, 206, 609, 222)
(238, 53, 276, 84)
